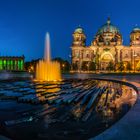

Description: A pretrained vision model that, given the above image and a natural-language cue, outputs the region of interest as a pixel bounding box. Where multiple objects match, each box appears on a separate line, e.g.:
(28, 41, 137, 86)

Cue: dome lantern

(107, 17, 111, 25)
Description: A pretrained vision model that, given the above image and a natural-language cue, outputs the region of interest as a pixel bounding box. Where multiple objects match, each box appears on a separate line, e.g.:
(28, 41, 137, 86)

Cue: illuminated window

(18, 60, 21, 70)
(10, 60, 13, 70)
(14, 61, 17, 70)
(0, 60, 2, 65)
(21, 60, 23, 70)
(11, 60, 13, 65)
(7, 60, 10, 70)
(4, 60, 6, 65)
(7, 60, 10, 65)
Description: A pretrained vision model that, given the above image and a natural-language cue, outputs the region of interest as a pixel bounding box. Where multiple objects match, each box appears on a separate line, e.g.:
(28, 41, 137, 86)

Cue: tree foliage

(117, 62, 125, 72)
(106, 61, 114, 71)
(89, 62, 96, 71)
(126, 62, 132, 72)
(81, 61, 88, 71)
(24, 57, 70, 73)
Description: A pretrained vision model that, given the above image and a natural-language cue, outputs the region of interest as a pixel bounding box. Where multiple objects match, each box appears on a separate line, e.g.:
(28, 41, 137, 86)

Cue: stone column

(131, 49, 133, 70)
(79, 49, 83, 72)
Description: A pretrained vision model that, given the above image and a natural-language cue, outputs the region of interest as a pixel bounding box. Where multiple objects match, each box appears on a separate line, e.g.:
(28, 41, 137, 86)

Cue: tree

(126, 62, 132, 72)
(24, 62, 31, 71)
(53, 57, 70, 72)
(89, 62, 96, 71)
(117, 62, 125, 72)
(81, 61, 88, 71)
(72, 63, 78, 71)
(106, 61, 114, 71)
(24, 59, 40, 72)
(24, 57, 71, 73)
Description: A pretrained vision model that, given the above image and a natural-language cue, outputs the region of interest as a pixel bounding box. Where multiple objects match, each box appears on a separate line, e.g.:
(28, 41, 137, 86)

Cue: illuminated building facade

(0, 55, 24, 71)
(71, 18, 140, 72)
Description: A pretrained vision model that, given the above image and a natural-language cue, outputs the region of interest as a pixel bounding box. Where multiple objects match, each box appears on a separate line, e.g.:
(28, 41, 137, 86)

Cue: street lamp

(62, 63, 65, 72)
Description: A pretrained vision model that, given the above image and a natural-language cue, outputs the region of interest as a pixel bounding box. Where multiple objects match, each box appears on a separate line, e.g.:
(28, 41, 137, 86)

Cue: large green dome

(93, 18, 122, 46)
(97, 18, 120, 35)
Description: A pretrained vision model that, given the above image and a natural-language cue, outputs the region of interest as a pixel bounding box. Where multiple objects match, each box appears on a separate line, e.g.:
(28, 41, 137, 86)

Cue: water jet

(36, 33, 61, 81)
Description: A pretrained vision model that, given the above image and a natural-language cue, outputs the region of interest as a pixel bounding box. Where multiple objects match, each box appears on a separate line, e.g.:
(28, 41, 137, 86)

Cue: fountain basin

(0, 78, 137, 140)
(0, 70, 32, 80)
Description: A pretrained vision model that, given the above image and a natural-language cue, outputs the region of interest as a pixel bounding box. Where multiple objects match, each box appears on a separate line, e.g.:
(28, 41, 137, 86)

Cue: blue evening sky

(0, 0, 139, 61)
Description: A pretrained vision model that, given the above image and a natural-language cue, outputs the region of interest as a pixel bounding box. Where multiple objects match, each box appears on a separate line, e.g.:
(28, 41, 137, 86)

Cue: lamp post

(62, 64, 65, 72)
(69, 54, 73, 72)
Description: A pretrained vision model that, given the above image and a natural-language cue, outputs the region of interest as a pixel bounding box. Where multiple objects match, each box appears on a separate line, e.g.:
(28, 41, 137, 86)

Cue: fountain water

(36, 33, 61, 81)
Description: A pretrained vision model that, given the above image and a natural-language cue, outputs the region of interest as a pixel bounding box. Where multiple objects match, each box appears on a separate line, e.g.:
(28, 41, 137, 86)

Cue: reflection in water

(35, 82, 61, 103)
(0, 79, 137, 140)
(96, 82, 137, 123)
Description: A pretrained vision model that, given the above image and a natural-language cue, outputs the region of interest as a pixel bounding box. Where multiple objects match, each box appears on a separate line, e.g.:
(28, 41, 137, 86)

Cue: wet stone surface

(0, 79, 137, 140)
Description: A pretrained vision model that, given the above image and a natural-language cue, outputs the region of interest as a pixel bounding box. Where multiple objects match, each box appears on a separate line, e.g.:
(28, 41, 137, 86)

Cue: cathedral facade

(71, 18, 140, 72)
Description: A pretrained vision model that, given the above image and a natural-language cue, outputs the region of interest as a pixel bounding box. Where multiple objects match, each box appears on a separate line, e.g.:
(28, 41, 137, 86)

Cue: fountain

(36, 33, 61, 81)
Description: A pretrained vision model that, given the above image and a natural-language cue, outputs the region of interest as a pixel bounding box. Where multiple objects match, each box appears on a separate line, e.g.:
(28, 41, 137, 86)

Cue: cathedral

(71, 18, 140, 72)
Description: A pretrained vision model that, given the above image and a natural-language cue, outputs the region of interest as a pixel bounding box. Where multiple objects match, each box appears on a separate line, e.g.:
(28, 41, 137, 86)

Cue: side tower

(71, 27, 86, 71)
(130, 27, 140, 71)
(130, 27, 140, 46)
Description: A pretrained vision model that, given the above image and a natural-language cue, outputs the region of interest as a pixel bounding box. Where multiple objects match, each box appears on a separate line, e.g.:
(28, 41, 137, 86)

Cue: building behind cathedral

(71, 18, 140, 72)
